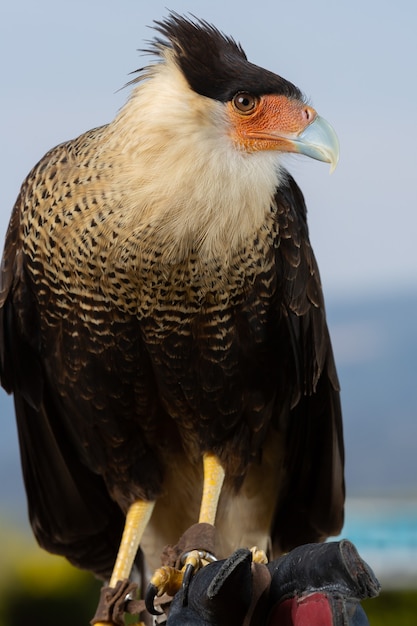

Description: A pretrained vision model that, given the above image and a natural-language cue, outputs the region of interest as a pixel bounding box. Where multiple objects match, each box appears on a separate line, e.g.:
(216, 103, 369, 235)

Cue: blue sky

(1, 0, 416, 297)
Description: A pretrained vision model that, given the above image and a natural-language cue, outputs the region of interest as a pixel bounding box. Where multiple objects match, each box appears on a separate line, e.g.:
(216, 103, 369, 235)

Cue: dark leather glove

(167, 540, 380, 626)
(266, 540, 381, 626)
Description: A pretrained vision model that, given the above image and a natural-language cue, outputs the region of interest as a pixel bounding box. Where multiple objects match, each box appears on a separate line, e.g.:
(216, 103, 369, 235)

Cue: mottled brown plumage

(0, 14, 344, 582)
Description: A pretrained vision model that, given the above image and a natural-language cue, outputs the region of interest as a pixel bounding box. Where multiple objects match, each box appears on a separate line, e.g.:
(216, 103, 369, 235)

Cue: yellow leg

(109, 499, 155, 588)
(94, 501, 156, 625)
(145, 454, 225, 612)
(198, 453, 225, 525)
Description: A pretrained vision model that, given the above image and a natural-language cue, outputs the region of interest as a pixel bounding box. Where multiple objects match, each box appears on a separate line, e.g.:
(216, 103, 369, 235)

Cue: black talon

(145, 582, 164, 615)
(181, 562, 195, 606)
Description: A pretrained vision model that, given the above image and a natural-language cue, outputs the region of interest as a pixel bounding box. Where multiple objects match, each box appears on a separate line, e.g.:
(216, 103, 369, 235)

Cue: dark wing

(0, 182, 125, 580)
(270, 175, 344, 553)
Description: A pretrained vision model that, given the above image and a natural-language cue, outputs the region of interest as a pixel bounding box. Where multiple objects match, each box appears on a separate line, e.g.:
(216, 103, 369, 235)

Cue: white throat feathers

(104, 52, 285, 263)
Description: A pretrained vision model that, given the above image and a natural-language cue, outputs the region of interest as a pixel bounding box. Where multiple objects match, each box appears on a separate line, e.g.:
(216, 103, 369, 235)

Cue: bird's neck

(103, 59, 284, 264)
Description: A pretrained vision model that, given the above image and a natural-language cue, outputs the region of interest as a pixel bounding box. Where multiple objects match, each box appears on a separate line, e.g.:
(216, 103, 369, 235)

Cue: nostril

(303, 106, 316, 123)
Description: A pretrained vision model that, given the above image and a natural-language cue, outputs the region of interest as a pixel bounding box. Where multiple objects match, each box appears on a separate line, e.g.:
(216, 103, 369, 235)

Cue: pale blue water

(335, 498, 417, 588)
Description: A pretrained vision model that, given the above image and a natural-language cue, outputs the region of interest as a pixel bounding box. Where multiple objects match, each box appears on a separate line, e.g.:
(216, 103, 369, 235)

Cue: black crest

(152, 13, 303, 103)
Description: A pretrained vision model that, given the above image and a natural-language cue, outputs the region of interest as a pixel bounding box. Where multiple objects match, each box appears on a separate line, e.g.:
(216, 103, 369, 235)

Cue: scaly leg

(145, 453, 225, 614)
(94, 499, 155, 626)
(198, 452, 225, 524)
(110, 499, 156, 587)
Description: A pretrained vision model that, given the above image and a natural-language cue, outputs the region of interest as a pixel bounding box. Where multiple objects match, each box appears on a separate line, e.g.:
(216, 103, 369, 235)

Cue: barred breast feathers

(19, 50, 287, 317)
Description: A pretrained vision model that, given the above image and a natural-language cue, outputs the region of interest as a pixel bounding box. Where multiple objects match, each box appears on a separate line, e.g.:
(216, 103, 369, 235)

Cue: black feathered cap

(152, 13, 303, 103)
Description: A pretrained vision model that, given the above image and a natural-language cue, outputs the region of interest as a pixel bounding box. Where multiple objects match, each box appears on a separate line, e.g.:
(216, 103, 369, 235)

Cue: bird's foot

(145, 549, 216, 615)
(250, 546, 268, 564)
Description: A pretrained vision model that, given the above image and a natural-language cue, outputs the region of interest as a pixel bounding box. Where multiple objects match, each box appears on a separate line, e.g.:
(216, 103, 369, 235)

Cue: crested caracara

(0, 11, 344, 616)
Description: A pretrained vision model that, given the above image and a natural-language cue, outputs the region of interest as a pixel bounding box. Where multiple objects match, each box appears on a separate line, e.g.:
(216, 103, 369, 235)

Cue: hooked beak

(228, 94, 339, 172)
(289, 115, 339, 173)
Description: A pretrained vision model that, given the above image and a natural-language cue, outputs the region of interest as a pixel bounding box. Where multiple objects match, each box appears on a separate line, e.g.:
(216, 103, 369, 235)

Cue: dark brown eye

(232, 92, 258, 114)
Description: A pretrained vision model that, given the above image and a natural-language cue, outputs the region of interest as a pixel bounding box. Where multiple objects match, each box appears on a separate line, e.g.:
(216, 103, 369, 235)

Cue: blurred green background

(0, 521, 100, 625)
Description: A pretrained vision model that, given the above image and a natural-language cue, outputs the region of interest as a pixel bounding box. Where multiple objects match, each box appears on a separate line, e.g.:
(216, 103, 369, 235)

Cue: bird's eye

(232, 92, 258, 115)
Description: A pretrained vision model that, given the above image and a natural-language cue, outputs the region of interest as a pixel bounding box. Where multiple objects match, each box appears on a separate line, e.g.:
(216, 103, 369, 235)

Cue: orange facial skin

(227, 93, 317, 153)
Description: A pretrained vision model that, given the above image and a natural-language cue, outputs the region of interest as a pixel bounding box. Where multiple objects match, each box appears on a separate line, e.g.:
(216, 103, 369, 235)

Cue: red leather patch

(268, 592, 333, 626)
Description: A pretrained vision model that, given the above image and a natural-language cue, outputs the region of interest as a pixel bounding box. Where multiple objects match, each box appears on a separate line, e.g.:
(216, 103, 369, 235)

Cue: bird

(0, 10, 344, 615)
